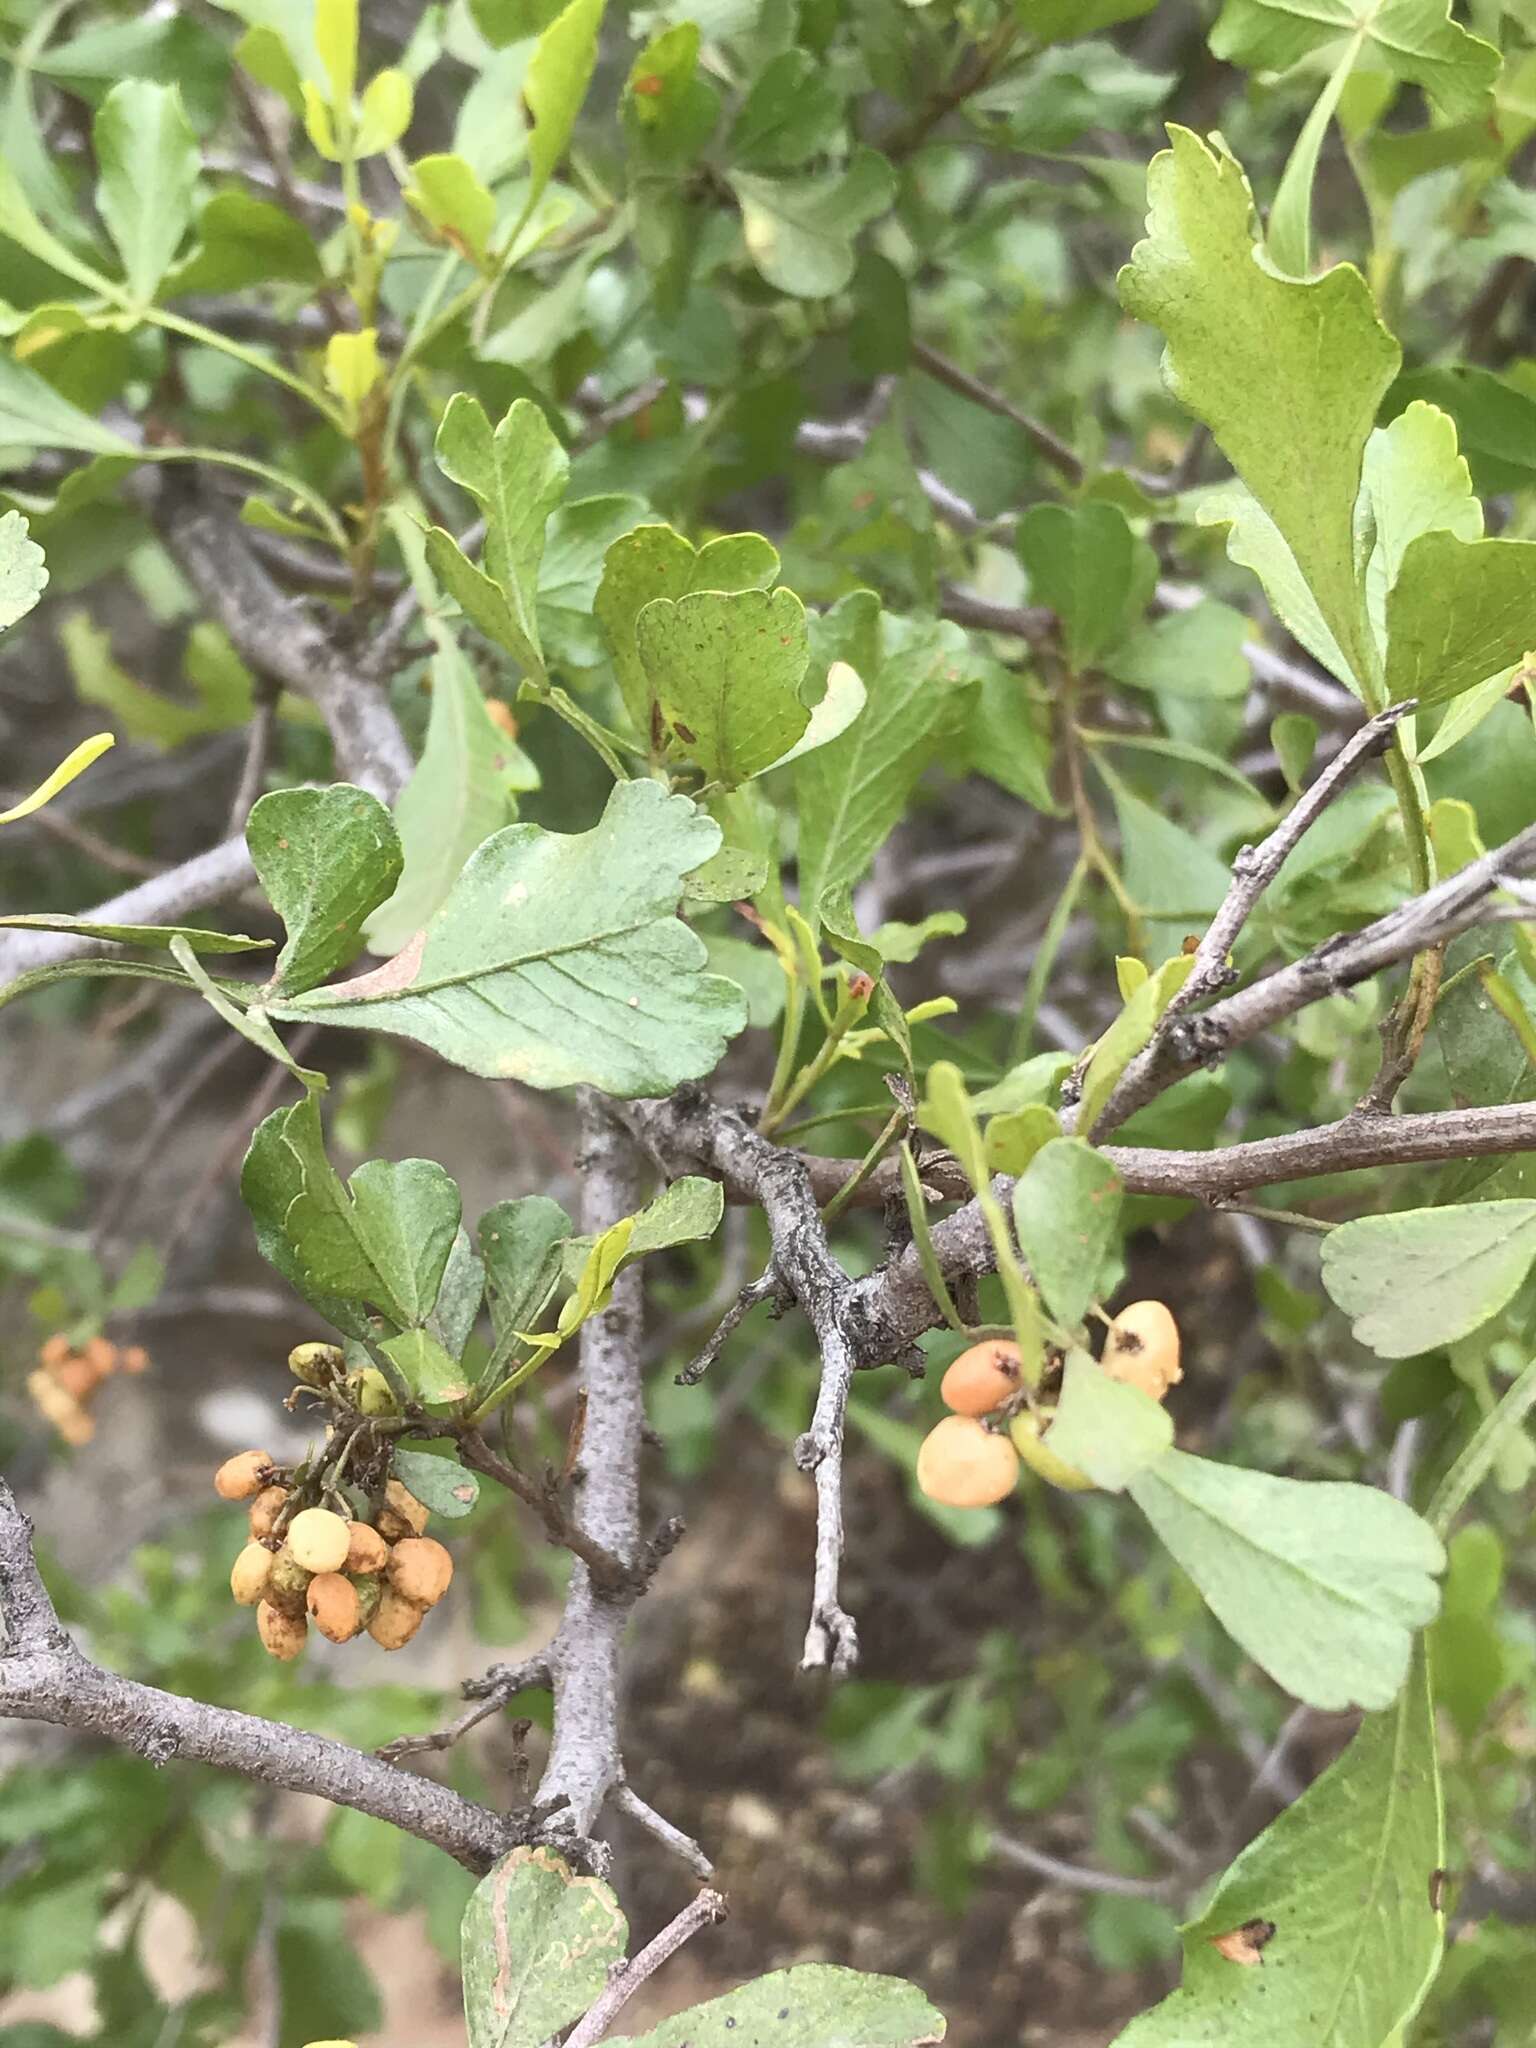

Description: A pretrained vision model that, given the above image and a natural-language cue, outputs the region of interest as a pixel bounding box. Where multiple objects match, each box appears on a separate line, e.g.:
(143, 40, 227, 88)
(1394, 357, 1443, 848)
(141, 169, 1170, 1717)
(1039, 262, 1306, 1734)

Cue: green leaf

(1426, 1355, 1536, 1534)
(93, 82, 199, 305)
(315, 0, 357, 109)
(1027, 0, 1157, 42)
(463, 1847, 625, 2048)
(1116, 1646, 1442, 2048)
(1265, 38, 1356, 279)
(795, 594, 975, 917)
(1129, 1450, 1444, 1709)
(1320, 1201, 1536, 1358)
(164, 188, 324, 294)
(1018, 501, 1152, 672)
(280, 1095, 461, 1329)
(1384, 530, 1536, 707)
(0, 916, 268, 954)
(168, 935, 321, 1085)
(522, 0, 606, 224)
(1197, 481, 1352, 687)
(247, 785, 403, 999)
(626, 1174, 725, 1259)
(241, 1106, 371, 1339)
(609, 1965, 946, 2047)
(1076, 955, 1192, 1138)
(0, 356, 136, 457)
(1043, 1350, 1173, 1492)
(1104, 599, 1250, 699)
(918, 1061, 989, 1192)
(379, 1325, 472, 1404)
(365, 629, 528, 957)
(430, 395, 569, 684)
(536, 495, 649, 670)
(730, 150, 895, 298)
(636, 586, 810, 785)
(479, 1195, 573, 1341)
(595, 524, 778, 734)
(390, 1445, 480, 1519)
(728, 48, 844, 170)
(0, 510, 47, 632)
(1010, 1139, 1123, 1328)
(984, 1104, 1060, 1175)
(1212, 0, 1501, 123)
(961, 660, 1058, 814)
(405, 154, 496, 267)
(1119, 127, 1399, 690)
(269, 781, 747, 1095)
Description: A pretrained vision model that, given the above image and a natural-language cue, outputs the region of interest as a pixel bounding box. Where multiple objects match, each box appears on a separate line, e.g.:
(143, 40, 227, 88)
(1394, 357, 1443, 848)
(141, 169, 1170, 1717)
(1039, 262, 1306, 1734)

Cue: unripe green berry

(266, 1548, 312, 1618)
(289, 1342, 344, 1386)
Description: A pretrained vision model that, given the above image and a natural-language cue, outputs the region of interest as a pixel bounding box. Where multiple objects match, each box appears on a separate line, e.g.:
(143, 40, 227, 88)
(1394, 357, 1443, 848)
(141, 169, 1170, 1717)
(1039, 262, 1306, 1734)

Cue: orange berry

(386, 1536, 453, 1609)
(215, 1450, 273, 1502)
(248, 1485, 290, 1539)
(1102, 1301, 1182, 1402)
(307, 1573, 362, 1643)
(915, 1415, 1020, 1508)
(27, 1369, 93, 1445)
(230, 1542, 275, 1607)
(257, 1601, 307, 1661)
(39, 1334, 71, 1368)
(940, 1339, 1024, 1417)
(344, 1522, 389, 1575)
(286, 1508, 351, 1575)
(367, 1586, 425, 1650)
(51, 1358, 99, 1402)
(82, 1335, 116, 1375)
(120, 1345, 150, 1374)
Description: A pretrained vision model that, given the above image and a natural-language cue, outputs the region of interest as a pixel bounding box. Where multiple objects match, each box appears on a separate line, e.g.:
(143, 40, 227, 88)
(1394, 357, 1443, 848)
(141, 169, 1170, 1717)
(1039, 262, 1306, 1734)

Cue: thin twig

(675, 1267, 784, 1385)
(990, 1832, 1176, 1900)
(613, 1784, 715, 1880)
(563, 1889, 728, 2048)
(378, 1653, 549, 1764)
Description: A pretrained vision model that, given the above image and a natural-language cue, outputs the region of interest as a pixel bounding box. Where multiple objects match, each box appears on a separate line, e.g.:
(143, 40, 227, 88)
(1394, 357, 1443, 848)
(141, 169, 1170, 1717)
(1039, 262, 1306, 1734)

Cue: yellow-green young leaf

(268, 780, 747, 1095)
(406, 153, 497, 266)
(323, 329, 381, 419)
(302, 79, 338, 159)
(1212, 0, 1500, 123)
(1362, 402, 1481, 640)
(1116, 1645, 1442, 2048)
(0, 733, 112, 824)
(1027, 0, 1156, 42)
(1384, 530, 1536, 706)
(1044, 1351, 1172, 1492)
(1129, 1450, 1444, 1709)
(918, 1061, 989, 1193)
(93, 81, 199, 304)
(1119, 127, 1399, 691)
(0, 510, 47, 633)
(1426, 797, 1484, 875)
(595, 524, 778, 733)
(1116, 956, 1149, 999)
(636, 586, 810, 786)
(463, 1847, 626, 2048)
(1075, 955, 1194, 1139)
(315, 0, 358, 111)
(523, 0, 606, 220)
(983, 1104, 1060, 1175)
(356, 67, 412, 155)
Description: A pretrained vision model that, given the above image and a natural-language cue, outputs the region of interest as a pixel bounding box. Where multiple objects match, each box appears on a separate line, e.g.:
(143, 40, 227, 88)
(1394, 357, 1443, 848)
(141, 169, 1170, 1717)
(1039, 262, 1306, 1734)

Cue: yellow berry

(257, 1601, 307, 1661)
(214, 1450, 273, 1502)
(344, 1522, 389, 1575)
(387, 1536, 453, 1609)
(940, 1340, 1024, 1417)
(1102, 1300, 1182, 1402)
(915, 1415, 1020, 1508)
(286, 1508, 351, 1575)
(230, 1542, 274, 1607)
(367, 1586, 425, 1650)
(307, 1573, 362, 1644)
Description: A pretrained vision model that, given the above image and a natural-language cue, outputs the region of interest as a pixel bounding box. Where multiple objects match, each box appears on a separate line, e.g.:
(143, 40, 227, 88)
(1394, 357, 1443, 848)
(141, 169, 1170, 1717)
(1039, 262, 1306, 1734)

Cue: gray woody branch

(0, 1474, 517, 1873)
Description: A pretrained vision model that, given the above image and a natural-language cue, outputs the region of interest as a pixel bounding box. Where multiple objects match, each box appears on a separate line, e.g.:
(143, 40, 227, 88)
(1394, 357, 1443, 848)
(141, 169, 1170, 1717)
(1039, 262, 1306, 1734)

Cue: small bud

(215, 1450, 273, 1502)
(289, 1341, 345, 1386)
(344, 1522, 389, 1575)
(230, 1542, 275, 1607)
(39, 1333, 71, 1369)
(248, 1485, 290, 1540)
(367, 1586, 424, 1651)
(287, 1507, 352, 1575)
(257, 1601, 308, 1661)
(307, 1573, 362, 1643)
(387, 1536, 454, 1609)
(266, 1548, 313, 1618)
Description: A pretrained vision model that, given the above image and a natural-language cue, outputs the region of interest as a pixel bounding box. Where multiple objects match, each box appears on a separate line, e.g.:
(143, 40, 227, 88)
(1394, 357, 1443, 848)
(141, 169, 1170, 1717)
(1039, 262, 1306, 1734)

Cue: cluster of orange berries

(916, 1301, 1184, 1508)
(215, 1452, 453, 1662)
(28, 1332, 149, 1445)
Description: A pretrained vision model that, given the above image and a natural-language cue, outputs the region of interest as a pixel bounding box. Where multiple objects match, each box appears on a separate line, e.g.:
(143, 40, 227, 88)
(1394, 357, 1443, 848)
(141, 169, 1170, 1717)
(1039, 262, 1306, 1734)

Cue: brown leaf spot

(1210, 1918, 1276, 1966)
(325, 926, 426, 999)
